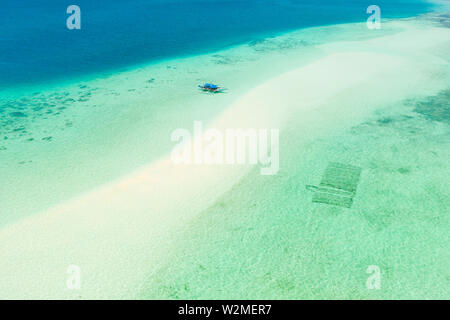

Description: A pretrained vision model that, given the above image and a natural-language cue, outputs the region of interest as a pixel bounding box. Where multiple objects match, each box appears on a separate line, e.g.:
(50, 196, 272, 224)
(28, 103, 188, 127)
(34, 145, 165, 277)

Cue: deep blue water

(0, 0, 435, 88)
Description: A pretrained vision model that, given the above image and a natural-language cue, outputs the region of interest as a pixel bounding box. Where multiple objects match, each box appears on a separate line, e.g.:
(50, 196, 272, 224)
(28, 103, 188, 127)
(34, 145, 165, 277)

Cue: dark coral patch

(10, 111, 27, 118)
(414, 89, 450, 124)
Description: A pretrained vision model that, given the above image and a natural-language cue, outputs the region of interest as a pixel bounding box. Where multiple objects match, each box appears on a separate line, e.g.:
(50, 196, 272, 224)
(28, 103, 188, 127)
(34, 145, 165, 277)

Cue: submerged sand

(0, 15, 449, 299)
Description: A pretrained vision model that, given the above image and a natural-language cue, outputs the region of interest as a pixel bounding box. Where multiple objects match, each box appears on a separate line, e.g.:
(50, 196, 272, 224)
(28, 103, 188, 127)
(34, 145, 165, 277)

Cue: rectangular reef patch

(310, 162, 362, 208)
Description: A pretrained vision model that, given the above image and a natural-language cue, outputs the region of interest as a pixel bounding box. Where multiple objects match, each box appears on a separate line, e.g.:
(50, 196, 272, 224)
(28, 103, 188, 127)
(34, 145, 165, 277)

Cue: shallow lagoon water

(140, 89, 449, 300)
(137, 17, 450, 299)
(0, 20, 408, 226)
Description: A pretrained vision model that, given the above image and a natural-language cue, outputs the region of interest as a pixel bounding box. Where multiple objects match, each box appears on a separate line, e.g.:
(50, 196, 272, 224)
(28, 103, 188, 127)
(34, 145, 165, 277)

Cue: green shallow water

(0, 21, 405, 226)
(137, 15, 450, 298)
(139, 89, 449, 299)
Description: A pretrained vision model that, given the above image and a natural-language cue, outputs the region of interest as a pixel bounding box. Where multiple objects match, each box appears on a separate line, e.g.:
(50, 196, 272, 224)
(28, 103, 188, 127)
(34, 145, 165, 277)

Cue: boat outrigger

(198, 83, 225, 93)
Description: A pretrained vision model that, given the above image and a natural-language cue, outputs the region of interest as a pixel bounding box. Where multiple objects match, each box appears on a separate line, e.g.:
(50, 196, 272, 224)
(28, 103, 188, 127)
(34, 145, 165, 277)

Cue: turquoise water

(0, 1, 448, 300)
(0, 0, 435, 88)
(0, 20, 407, 226)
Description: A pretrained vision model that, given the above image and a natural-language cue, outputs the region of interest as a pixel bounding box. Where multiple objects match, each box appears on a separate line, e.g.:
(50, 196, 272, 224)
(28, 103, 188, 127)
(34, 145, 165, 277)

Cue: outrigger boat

(198, 83, 225, 93)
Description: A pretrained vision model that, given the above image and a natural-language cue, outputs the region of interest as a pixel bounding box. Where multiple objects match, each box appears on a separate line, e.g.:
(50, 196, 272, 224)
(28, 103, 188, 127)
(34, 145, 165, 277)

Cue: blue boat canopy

(204, 83, 218, 89)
